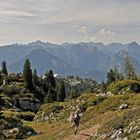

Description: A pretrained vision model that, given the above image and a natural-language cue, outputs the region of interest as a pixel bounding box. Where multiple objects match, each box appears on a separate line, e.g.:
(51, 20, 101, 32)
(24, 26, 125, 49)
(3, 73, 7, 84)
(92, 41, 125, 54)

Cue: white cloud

(0, 8, 36, 17)
(73, 26, 117, 43)
(0, 0, 139, 44)
(99, 29, 116, 42)
(73, 25, 96, 41)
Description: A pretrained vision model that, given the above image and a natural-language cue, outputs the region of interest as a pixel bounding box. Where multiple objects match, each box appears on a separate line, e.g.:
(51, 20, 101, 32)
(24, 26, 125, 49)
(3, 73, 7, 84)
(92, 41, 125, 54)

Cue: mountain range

(1, 40, 140, 82)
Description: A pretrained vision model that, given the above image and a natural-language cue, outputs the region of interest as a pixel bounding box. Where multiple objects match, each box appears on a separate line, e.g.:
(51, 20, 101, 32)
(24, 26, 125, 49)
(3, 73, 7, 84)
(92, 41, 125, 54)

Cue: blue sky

(0, 0, 140, 45)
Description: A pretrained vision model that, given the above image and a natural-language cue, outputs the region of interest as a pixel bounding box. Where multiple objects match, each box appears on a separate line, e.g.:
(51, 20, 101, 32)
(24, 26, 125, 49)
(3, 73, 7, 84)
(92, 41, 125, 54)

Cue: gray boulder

(19, 98, 41, 112)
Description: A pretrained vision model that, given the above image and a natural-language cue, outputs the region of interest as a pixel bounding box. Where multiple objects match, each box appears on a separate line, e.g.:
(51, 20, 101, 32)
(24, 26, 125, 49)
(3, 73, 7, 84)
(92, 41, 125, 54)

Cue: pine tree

(45, 88, 57, 103)
(23, 59, 33, 90)
(1, 60, 8, 76)
(113, 65, 120, 81)
(57, 81, 66, 102)
(113, 65, 124, 81)
(70, 88, 80, 99)
(45, 70, 56, 89)
(0, 71, 3, 85)
(124, 53, 137, 80)
(100, 80, 107, 93)
(106, 69, 115, 85)
(33, 69, 38, 85)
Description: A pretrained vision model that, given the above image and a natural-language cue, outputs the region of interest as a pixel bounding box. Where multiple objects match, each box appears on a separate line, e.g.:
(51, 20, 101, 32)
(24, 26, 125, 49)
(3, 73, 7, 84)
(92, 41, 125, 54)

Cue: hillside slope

(25, 93, 140, 140)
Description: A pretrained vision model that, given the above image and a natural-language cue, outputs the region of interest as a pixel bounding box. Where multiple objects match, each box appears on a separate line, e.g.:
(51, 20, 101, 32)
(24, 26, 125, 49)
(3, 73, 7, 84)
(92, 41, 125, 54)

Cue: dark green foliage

(44, 88, 57, 103)
(70, 88, 80, 99)
(23, 59, 33, 91)
(33, 69, 38, 85)
(57, 81, 66, 102)
(32, 87, 45, 102)
(1, 60, 8, 76)
(0, 71, 3, 85)
(92, 96, 106, 105)
(106, 69, 115, 85)
(41, 78, 49, 94)
(0, 94, 12, 108)
(113, 65, 124, 81)
(3, 85, 20, 96)
(79, 103, 87, 112)
(100, 80, 107, 93)
(106, 66, 123, 86)
(5, 73, 20, 83)
(45, 70, 56, 89)
(41, 70, 56, 96)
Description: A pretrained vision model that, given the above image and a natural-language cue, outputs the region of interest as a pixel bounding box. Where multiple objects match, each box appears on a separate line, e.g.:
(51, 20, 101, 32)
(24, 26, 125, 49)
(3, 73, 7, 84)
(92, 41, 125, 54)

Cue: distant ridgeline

(0, 41, 139, 82)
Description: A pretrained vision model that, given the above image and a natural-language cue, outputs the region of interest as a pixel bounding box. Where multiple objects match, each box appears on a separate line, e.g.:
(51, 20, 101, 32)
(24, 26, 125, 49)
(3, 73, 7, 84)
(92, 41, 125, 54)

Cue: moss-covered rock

(0, 112, 37, 139)
(108, 80, 140, 94)
(3, 125, 37, 139)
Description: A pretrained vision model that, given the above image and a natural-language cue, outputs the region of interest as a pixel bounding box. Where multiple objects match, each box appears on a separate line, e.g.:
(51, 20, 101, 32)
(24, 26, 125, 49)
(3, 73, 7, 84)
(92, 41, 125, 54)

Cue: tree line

(0, 59, 66, 103)
(100, 53, 138, 92)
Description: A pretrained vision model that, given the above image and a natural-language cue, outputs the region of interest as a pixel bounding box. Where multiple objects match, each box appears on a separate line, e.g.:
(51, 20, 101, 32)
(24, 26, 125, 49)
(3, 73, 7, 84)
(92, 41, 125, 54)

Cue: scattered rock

(119, 104, 128, 110)
(9, 128, 19, 134)
(106, 91, 113, 96)
(137, 131, 140, 134)
(26, 131, 32, 136)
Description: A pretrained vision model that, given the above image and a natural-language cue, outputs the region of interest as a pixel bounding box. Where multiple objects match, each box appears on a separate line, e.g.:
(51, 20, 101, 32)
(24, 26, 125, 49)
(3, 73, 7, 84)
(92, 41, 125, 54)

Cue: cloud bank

(0, 0, 139, 45)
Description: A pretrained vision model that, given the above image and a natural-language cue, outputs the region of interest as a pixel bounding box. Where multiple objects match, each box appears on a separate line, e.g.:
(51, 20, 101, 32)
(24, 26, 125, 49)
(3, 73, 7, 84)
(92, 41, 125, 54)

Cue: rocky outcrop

(19, 98, 41, 112)
(90, 118, 140, 140)
(0, 113, 37, 139)
(2, 126, 37, 139)
(34, 99, 85, 123)
(34, 105, 64, 122)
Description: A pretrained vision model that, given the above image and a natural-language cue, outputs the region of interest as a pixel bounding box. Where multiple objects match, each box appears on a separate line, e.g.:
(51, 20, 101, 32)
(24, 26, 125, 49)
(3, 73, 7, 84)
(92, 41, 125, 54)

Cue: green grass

(23, 93, 140, 140)
(108, 80, 140, 93)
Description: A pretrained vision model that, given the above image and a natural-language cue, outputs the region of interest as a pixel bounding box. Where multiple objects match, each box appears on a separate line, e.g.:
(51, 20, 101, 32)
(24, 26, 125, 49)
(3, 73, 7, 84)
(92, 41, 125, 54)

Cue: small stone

(123, 137, 128, 140)
(128, 126, 133, 133)
(26, 131, 32, 136)
(129, 121, 135, 127)
(111, 130, 119, 139)
(124, 128, 128, 133)
(117, 129, 123, 138)
(119, 104, 128, 110)
(133, 126, 139, 132)
(9, 128, 19, 134)
(137, 131, 140, 134)
(137, 119, 140, 122)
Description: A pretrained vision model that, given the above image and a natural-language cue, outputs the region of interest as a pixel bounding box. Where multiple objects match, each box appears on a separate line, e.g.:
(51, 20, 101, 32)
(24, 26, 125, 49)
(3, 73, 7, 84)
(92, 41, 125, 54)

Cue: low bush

(79, 103, 87, 112)
(5, 74, 19, 83)
(0, 94, 12, 108)
(92, 96, 106, 105)
(3, 85, 20, 96)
